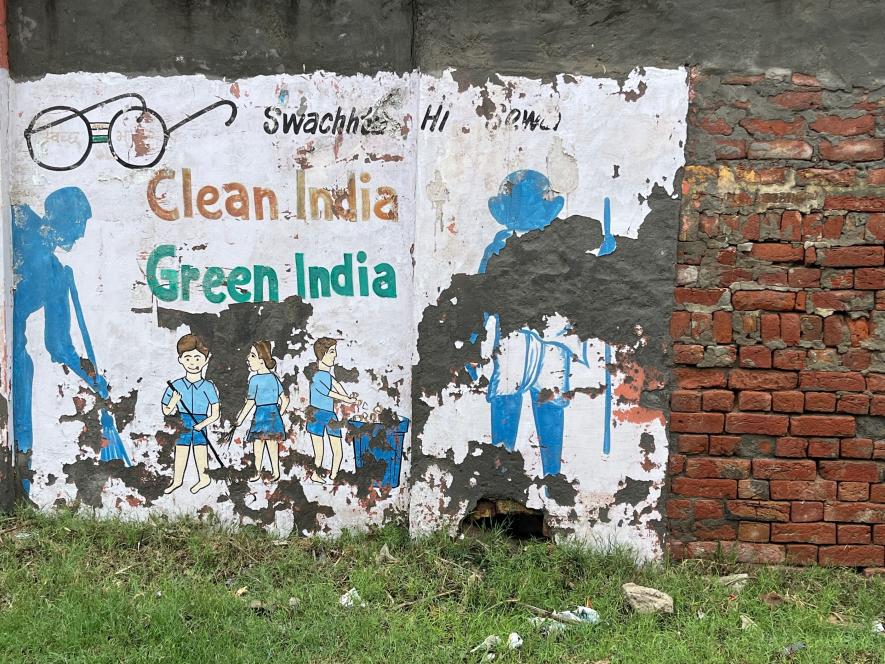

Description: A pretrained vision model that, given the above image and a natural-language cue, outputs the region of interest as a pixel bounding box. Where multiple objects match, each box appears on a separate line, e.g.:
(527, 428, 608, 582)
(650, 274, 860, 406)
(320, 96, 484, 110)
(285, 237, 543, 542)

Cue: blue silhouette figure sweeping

(470, 170, 617, 476)
(12, 187, 131, 490)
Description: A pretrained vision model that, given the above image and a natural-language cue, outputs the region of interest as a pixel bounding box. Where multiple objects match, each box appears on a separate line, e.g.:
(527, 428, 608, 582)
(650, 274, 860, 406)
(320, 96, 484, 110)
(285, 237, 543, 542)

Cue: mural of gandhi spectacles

(24, 93, 238, 171)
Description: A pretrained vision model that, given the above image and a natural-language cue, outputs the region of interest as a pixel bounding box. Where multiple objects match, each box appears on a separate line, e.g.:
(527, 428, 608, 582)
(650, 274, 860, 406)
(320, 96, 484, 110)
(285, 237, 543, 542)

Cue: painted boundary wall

(2, 1, 885, 569)
(5, 68, 685, 557)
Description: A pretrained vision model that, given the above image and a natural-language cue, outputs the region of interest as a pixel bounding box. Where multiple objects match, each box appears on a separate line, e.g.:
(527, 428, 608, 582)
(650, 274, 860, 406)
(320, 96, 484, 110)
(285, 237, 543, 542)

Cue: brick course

(670, 70, 885, 570)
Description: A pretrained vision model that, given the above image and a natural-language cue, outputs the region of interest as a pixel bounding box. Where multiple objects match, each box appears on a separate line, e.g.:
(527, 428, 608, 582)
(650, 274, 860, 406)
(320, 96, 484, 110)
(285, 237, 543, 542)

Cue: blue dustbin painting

(348, 417, 410, 489)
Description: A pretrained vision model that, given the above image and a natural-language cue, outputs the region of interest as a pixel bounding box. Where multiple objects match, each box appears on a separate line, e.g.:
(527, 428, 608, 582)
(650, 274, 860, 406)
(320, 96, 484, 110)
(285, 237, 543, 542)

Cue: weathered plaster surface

(410, 69, 686, 558)
(5, 68, 685, 556)
(4, 0, 885, 566)
(11, 72, 415, 534)
(0, 68, 13, 511)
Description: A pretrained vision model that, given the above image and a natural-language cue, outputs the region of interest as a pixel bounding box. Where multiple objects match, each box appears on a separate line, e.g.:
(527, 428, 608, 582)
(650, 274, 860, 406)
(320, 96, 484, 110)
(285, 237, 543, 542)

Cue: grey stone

(622, 583, 674, 614)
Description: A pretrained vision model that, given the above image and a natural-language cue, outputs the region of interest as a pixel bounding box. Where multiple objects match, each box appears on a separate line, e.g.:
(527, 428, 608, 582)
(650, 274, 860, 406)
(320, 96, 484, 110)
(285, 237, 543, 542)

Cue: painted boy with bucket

(306, 337, 360, 484)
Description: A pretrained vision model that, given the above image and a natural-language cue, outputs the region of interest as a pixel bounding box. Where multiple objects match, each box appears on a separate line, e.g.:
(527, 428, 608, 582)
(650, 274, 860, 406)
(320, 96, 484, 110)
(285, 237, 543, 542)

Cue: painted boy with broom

(161, 334, 220, 494)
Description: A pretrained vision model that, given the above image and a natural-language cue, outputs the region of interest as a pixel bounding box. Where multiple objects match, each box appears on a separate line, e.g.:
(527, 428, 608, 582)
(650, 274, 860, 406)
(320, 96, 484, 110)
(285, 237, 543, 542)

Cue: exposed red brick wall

(668, 69, 885, 571)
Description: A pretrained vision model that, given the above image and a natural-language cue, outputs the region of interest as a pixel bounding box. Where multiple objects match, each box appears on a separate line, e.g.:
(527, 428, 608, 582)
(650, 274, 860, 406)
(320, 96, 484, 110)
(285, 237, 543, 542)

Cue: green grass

(0, 509, 881, 663)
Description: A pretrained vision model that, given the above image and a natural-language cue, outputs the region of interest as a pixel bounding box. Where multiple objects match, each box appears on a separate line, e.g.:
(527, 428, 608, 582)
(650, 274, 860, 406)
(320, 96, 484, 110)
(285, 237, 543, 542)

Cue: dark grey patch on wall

(222, 473, 336, 532)
(62, 452, 173, 509)
(413, 182, 680, 440)
(411, 184, 679, 534)
(9, 0, 414, 79)
(613, 477, 653, 507)
(856, 416, 885, 440)
(639, 431, 656, 455)
(58, 389, 139, 458)
(157, 295, 313, 422)
(0, 396, 14, 511)
(334, 366, 360, 384)
(410, 440, 579, 531)
(594, 478, 655, 530)
(62, 458, 172, 508)
(10, 1, 885, 85)
(49, 392, 147, 509)
(417, 0, 885, 86)
(62, 460, 106, 508)
(0, 440, 22, 512)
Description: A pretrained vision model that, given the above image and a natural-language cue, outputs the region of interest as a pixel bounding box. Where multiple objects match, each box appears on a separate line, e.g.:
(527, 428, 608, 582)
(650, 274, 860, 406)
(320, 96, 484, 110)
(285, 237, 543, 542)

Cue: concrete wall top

(9, 1, 885, 86)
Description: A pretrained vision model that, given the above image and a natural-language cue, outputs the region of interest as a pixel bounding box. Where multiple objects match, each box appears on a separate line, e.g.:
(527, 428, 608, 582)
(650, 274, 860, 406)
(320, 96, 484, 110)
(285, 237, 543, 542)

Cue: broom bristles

(99, 409, 132, 466)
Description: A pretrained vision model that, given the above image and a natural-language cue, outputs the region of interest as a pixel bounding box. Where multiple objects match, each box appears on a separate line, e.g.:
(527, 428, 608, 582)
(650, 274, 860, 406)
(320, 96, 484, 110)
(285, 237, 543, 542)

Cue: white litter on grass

(740, 614, 758, 630)
(873, 621, 884, 634)
(554, 606, 600, 625)
(375, 543, 399, 564)
(507, 633, 523, 650)
(573, 606, 600, 624)
(529, 616, 568, 636)
(339, 588, 366, 608)
(526, 604, 600, 635)
(782, 642, 806, 656)
(470, 635, 501, 654)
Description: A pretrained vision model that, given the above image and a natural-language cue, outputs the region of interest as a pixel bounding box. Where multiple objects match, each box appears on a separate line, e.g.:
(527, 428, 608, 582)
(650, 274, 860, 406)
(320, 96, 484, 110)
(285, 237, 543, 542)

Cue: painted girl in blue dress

(234, 341, 289, 482)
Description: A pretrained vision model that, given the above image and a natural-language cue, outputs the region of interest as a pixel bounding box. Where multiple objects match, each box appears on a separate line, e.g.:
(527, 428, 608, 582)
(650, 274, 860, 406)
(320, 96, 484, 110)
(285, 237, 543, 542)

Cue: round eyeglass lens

(26, 108, 91, 171)
(109, 108, 167, 168)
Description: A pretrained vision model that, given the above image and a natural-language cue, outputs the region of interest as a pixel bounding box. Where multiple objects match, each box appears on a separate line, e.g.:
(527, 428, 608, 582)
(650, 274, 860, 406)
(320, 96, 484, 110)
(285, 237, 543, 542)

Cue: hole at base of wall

(460, 498, 551, 541)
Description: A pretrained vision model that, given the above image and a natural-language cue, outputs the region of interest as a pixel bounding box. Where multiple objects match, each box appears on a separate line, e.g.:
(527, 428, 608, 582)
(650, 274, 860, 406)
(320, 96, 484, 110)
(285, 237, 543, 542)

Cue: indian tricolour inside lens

(26, 109, 91, 170)
(109, 108, 166, 168)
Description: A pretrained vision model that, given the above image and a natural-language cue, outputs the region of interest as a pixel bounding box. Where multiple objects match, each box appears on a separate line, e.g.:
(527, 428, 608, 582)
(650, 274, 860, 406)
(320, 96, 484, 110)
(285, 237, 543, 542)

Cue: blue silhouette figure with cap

(469, 170, 617, 475)
(12, 187, 130, 491)
(473, 171, 570, 476)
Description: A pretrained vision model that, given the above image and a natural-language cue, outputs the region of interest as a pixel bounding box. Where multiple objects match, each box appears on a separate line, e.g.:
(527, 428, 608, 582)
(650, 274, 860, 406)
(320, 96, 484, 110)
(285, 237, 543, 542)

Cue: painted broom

(68, 272, 132, 466)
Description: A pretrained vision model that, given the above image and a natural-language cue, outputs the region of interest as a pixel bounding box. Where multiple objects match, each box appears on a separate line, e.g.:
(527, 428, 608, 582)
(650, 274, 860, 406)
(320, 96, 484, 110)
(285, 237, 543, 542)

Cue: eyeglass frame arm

(25, 93, 148, 135)
(166, 99, 237, 134)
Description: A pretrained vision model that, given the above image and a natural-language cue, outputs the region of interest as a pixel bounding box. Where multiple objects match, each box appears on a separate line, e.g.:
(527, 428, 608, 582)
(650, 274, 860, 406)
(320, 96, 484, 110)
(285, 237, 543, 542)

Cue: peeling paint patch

(410, 68, 687, 559)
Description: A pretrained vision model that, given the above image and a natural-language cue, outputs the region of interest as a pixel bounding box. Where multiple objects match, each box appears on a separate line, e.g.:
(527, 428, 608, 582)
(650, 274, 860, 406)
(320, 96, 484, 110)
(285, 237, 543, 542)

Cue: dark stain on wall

(10, 1, 885, 86)
(613, 476, 653, 507)
(416, 0, 885, 87)
(0, 395, 15, 511)
(156, 295, 313, 421)
(58, 388, 168, 508)
(63, 457, 168, 508)
(412, 442, 580, 532)
(414, 182, 680, 433)
(411, 181, 679, 534)
(59, 388, 139, 456)
(9, 0, 414, 79)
